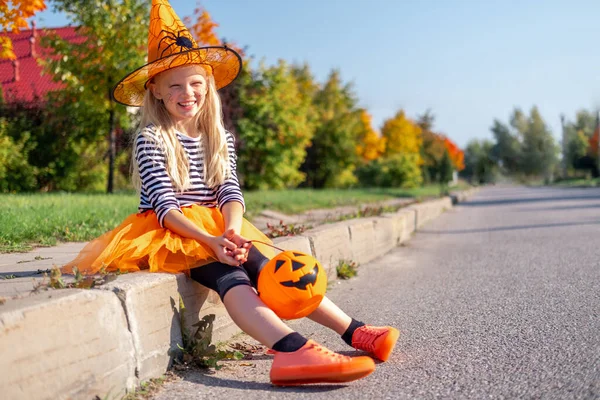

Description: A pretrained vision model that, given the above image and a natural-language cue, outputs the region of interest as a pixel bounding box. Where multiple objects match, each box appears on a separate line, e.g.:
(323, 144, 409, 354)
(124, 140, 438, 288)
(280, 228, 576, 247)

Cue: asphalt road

(152, 185, 600, 400)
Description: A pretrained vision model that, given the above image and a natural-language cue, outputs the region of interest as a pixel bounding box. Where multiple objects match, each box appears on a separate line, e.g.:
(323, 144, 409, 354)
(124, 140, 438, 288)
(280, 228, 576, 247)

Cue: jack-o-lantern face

(276, 257, 319, 290)
(257, 250, 327, 320)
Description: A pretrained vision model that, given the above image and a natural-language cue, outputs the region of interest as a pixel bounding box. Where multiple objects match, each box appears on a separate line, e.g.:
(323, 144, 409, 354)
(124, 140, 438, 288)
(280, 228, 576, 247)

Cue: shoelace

(270, 343, 350, 360)
(311, 343, 349, 360)
(352, 326, 385, 353)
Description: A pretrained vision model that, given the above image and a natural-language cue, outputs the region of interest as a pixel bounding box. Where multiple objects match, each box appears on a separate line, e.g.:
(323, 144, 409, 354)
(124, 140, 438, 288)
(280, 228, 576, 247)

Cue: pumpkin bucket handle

(245, 240, 286, 253)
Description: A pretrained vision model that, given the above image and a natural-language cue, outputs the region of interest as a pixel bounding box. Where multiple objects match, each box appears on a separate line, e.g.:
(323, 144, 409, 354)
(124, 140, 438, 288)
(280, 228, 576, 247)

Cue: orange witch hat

(112, 0, 242, 107)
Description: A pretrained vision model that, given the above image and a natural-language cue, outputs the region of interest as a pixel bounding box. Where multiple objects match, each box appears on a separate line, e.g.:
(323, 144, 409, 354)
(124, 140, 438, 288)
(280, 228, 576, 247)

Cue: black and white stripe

(135, 125, 244, 227)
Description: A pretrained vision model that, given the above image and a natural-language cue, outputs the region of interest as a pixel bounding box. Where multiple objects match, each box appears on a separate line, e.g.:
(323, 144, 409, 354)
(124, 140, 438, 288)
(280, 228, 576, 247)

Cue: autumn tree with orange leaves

(354, 110, 423, 188)
(444, 137, 465, 171)
(417, 111, 464, 185)
(0, 0, 46, 59)
(184, 3, 244, 55)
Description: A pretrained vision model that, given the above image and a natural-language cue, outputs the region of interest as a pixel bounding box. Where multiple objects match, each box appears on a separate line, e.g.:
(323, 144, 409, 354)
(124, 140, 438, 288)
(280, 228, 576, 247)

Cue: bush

(356, 154, 423, 188)
(0, 94, 133, 193)
(325, 166, 358, 188)
(0, 121, 38, 192)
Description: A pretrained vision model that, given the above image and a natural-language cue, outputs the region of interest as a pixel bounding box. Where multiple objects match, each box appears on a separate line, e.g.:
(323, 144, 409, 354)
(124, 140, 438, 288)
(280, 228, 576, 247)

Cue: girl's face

(150, 65, 210, 126)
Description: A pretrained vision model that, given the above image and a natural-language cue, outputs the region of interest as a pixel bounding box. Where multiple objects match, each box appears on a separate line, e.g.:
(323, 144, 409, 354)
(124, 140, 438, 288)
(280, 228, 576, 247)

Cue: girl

(64, 0, 398, 386)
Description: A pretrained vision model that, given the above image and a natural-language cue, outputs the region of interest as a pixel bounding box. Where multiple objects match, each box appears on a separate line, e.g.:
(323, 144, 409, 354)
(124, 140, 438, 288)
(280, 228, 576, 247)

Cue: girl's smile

(149, 64, 209, 131)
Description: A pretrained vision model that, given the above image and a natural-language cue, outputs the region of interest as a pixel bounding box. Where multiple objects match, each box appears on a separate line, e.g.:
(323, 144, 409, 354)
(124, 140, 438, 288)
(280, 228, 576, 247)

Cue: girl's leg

(190, 258, 376, 385)
(307, 296, 352, 335)
(240, 247, 364, 341)
(308, 295, 399, 362)
(190, 257, 294, 348)
(222, 284, 293, 348)
(241, 246, 398, 361)
(240, 247, 354, 336)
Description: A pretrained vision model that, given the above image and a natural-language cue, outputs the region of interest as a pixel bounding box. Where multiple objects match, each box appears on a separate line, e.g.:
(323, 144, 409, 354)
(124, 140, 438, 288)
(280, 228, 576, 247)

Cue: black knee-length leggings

(189, 246, 270, 300)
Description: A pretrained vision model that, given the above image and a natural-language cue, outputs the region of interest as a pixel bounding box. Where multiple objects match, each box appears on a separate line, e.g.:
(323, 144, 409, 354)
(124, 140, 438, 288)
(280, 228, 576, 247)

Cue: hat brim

(112, 46, 242, 107)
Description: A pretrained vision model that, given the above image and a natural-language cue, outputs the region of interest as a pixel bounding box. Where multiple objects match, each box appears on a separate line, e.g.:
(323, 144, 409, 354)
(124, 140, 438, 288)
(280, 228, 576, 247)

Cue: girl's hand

(223, 229, 253, 264)
(205, 232, 240, 266)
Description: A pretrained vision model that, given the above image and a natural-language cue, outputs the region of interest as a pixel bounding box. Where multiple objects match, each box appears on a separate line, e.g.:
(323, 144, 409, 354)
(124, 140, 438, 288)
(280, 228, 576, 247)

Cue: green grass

(243, 184, 466, 217)
(551, 177, 600, 188)
(0, 183, 469, 252)
(0, 192, 139, 252)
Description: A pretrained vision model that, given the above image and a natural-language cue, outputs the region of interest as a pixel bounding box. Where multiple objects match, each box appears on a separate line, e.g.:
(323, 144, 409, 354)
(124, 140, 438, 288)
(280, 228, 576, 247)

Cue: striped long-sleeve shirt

(135, 125, 245, 227)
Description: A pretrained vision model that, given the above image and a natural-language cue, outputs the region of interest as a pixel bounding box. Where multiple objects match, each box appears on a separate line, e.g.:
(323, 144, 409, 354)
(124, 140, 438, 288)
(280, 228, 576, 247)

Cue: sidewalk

(0, 190, 476, 400)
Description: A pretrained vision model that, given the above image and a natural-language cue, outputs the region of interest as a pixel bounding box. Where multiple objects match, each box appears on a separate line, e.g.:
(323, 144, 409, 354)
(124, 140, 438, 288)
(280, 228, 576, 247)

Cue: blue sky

(34, 0, 600, 148)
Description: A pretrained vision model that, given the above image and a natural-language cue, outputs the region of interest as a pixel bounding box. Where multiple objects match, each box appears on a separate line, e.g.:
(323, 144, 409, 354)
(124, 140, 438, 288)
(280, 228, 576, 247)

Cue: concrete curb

(0, 189, 477, 400)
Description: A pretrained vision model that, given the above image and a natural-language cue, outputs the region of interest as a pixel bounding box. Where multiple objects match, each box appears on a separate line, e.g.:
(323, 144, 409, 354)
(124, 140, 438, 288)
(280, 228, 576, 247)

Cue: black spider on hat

(157, 30, 195, 58)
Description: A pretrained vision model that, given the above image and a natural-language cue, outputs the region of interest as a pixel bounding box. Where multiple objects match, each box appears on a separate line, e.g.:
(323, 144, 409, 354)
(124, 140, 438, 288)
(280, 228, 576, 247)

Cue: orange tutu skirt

(62, 204, 275, 275)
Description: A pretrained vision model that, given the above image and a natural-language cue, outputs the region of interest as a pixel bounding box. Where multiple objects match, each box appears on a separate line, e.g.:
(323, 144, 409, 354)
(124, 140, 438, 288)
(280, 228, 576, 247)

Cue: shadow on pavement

(462, 194, 600, 207)
(419, 220, 600, 235)
(0, 270, 47, 279)
(515, 204, 600, 212)
(179, 371, 348, 392)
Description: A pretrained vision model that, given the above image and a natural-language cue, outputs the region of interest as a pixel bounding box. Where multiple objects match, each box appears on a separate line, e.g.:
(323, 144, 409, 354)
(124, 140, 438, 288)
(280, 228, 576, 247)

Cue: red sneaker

(270, 340, 375, 386)
(352, 325, 399, 361)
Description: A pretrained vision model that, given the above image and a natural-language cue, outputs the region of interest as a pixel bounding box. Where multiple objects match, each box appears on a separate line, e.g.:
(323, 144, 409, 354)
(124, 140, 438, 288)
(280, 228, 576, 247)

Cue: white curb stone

(397, 208, 417, 242)
(347, 218, 376, 265)
(370, 216, 398, 258)
(0, 290, 136, 400)
(304, 222, 353, 279)
(100, 272, 183, 383)
(273, 236, 313, 255)
(380, 212, 407, 247)
(175, 274, 242, 344)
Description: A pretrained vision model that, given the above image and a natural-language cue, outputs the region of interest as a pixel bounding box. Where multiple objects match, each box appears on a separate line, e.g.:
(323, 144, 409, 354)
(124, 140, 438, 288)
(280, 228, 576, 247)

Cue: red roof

(0, 24, 84, 104)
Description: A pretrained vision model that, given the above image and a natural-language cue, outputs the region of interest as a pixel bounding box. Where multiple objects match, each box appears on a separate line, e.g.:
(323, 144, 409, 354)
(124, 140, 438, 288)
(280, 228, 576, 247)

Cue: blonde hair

(131, 66, 231, 193)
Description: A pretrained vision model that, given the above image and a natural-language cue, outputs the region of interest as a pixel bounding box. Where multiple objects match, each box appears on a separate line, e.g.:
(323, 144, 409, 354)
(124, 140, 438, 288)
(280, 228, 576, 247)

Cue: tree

(562, 110, 597, 176)
(186, 7, 219, 46)
(378, 109, 423, 186)
(42, 0, 148, 193)
(519, 107, 558, 179)
(509, 108, 529, 137)
(438, 149, 454, 194)
(490, 119, 521, 174)
(0, 0, 46, 59)
(568, 131, 592, 172)
(461, 139, 498, 184)
(417, 111, 445, 184)
(235, 60, 314, 189)
(355, 109, 385, 162)
(184, 1, 244, 55)
(290, 63, 319, 133)
(300, 69, 361, 188)
(489, 107, 558, 181)
(417, 109, 435, 132)
(443, 137, 465, 172)
(382, 110, 422, 158)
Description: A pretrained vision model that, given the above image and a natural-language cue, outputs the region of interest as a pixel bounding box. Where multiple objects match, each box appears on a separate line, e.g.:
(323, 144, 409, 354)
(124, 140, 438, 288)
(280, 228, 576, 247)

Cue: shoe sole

(271, 357, 375, 386)
(375, 327, 400, 361)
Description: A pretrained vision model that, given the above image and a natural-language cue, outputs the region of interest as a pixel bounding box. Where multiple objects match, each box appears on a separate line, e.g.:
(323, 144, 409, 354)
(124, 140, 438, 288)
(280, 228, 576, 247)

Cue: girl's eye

(169, 84, 180, 89)
(192, 82, 203, 86)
